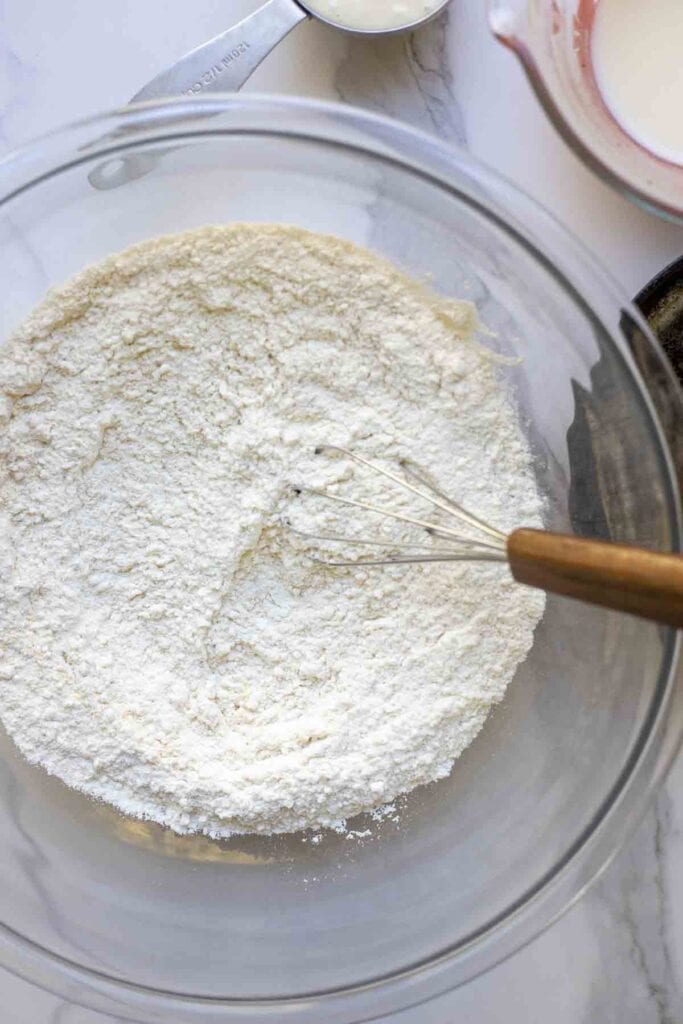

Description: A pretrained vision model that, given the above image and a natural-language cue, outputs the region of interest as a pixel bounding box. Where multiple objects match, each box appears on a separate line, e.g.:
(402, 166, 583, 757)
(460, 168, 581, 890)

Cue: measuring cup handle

(88, 0, 307, 191)
(132, 0, 308, 102)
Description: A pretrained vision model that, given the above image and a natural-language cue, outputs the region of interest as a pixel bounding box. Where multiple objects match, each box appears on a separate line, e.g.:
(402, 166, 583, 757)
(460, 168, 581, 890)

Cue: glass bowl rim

(0, 93, 681, 1022)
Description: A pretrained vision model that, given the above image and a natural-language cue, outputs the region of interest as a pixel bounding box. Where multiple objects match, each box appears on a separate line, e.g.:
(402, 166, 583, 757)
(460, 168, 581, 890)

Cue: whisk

(291, 446, 683, 629)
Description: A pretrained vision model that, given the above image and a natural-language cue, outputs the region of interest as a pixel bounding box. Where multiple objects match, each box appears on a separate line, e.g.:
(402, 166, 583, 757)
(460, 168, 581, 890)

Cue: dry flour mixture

(0, 225, 544, 837)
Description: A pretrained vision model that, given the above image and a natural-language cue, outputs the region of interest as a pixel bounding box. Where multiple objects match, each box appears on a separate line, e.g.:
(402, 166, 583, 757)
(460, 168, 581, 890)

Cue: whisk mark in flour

(291, 445, 508, 566)
(0, 224, 545, 838)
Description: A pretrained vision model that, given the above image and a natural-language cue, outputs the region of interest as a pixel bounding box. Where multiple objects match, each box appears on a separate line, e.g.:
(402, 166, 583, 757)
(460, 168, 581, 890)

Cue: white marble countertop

(1, 1, 683, 1021)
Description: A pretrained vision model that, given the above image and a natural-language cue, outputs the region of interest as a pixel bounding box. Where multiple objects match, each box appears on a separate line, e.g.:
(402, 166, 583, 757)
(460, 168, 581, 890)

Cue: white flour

(0, 225, 544, 838)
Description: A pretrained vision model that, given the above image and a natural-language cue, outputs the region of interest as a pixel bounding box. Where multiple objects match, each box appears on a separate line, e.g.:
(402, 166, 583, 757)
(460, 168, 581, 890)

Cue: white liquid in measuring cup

(305, 0, 441, 31)
(592, 0, 683, 165)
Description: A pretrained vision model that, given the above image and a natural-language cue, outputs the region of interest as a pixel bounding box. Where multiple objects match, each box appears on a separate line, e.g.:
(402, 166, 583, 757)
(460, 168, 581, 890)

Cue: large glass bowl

(0, 95, 681, 1023)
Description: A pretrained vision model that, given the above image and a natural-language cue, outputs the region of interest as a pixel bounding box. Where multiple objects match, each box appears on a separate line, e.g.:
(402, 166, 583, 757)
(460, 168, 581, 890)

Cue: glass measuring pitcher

(488, 0, 683, 224)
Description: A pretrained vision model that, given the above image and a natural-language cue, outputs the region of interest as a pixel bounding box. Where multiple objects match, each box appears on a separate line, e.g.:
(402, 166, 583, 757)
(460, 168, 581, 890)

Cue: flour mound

(0, 225, 544, 837)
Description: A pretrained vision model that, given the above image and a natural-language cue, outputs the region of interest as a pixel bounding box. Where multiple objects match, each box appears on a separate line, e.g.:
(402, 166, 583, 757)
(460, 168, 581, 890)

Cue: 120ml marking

(185, 42, 251, 94)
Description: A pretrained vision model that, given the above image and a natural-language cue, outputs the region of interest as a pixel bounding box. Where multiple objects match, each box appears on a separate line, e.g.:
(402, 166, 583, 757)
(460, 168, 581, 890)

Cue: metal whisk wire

(290, 446, 508, 568)
(285, 445, 683, 630)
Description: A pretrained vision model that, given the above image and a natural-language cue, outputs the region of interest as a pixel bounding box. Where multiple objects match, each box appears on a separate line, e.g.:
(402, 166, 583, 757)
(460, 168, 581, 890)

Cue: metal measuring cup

(88, 0, 450, 188)
(133, 0, 452, 103)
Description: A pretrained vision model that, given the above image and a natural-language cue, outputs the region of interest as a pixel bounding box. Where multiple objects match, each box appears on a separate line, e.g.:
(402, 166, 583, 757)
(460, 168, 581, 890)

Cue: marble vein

(0, 4, 38, 152)
(583, 764, 683, 1024)
(332, 11, 465, 144)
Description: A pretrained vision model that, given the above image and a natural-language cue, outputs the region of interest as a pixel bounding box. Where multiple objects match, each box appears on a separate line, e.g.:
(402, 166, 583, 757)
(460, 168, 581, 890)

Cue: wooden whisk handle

(507, 529, 683, 629)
